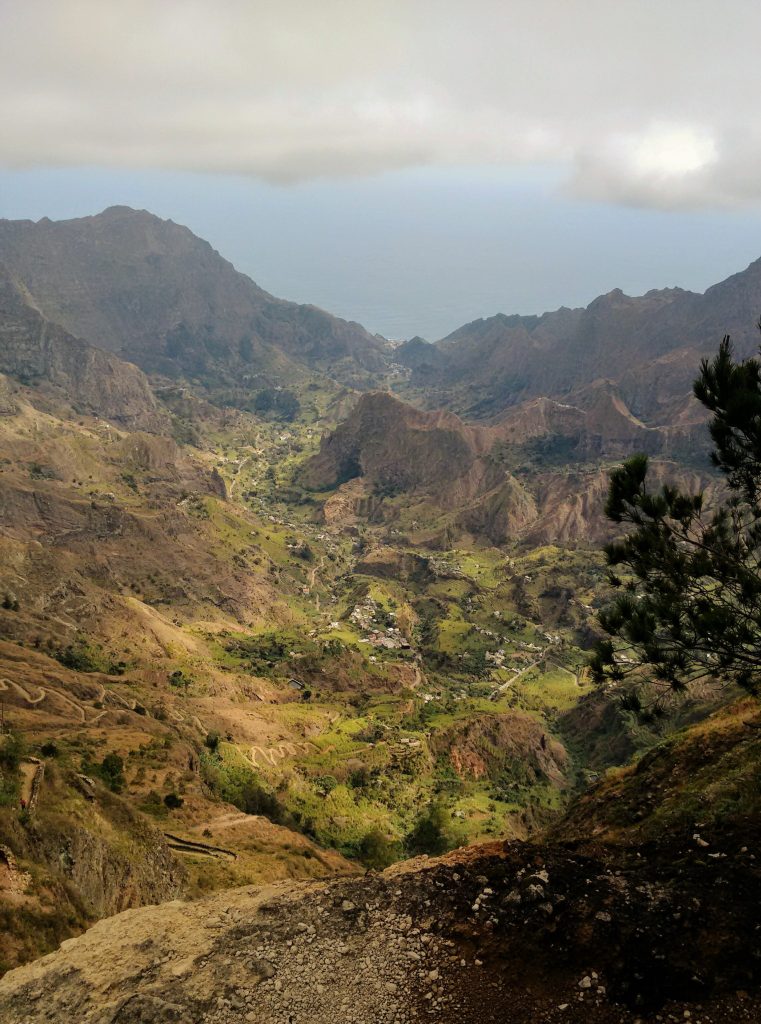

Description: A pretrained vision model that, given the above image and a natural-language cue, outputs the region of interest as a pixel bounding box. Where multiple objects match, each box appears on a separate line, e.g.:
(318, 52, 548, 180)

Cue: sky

(2, 0, 761, 339)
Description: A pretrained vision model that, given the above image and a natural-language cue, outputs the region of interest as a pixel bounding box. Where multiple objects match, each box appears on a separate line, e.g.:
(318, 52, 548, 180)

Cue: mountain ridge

(0, 206, 391, 393)
(396, 258, 761, 421)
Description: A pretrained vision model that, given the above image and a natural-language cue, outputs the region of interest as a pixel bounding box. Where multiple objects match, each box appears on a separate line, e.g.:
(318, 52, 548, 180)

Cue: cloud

(1, 0, 760, 208)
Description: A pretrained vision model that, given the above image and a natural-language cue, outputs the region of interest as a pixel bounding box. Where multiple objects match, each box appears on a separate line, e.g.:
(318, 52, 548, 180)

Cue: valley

(0, 208, 757, 1020)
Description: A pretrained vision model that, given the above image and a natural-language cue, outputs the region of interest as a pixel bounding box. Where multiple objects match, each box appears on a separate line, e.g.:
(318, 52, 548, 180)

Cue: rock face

(0, 207, 390, 387)
(300, 391, 714, 545)
(431, 711, 570, 789)
(0, 375, 17, 417)
(0, 264, 166, 431)
(301, 392, 495, 501)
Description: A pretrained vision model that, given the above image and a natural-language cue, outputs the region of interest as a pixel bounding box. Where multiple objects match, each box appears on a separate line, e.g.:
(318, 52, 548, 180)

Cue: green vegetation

(594, 337, 761, 705)
(0, 732, 25, 806)
(200, 744, 292, 826)
(405, 800, 457, 856)
(87, 753, 126, 793)
(54, 637, 126, 675)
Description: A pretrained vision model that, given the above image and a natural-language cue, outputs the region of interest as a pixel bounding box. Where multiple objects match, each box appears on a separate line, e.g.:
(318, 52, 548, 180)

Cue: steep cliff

(300, 390, 712, 545)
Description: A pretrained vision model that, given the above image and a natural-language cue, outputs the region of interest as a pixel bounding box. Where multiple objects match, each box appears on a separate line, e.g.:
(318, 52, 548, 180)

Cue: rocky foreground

(2, 835, 759, 1024)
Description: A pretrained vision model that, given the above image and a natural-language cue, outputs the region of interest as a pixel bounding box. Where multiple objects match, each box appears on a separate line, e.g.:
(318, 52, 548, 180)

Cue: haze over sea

(3, 165, 761, 342)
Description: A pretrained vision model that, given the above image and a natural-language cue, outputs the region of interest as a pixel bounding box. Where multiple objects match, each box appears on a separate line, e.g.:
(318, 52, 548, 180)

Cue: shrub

(406, 801, 455, 857)
(0, 732, 26, 773)
(140, 790, 167, 818)
(98, 753, 125, 792)
(358, 829, 402, 870)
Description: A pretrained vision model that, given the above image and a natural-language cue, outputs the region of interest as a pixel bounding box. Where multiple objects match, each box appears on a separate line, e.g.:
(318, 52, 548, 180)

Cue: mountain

(396, 261, 761, 421)
(300, 390, 712, 545)
(1, 206, 760, 1018)
(0, 207, 390, 391)
(0, 263, 166, 432)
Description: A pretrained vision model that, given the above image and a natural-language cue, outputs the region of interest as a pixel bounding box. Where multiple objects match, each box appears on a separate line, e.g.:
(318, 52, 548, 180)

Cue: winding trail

(248, 740, 314, 768)
(228, 455, 253, 499)
(0, 679, 45, 705)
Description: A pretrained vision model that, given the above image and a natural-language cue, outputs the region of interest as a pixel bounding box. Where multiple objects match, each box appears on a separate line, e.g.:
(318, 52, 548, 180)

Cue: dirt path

(194, 811, 252, 832)
(248, 740, 314, 768)
(498, 656, 544, 691)
(19, 761, 37, 806)
(546, 658, 581, 685)
(2, 842, 754, 1024)
(228, 455, 253, 499)
(307, 555, 325, 591)
(0, 678, 45, 705)
(0, 677, 106, 724)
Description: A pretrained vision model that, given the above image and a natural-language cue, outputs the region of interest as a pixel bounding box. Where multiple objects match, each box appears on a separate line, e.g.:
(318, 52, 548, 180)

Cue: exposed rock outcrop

(300, 391, 714, 545)
(399, 262, 761, 421)
(1, 833, 759, 1023)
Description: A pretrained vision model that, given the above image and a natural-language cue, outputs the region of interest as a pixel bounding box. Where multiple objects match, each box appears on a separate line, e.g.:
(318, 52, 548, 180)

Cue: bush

(237, 780, 287, 822)
(57, 642, 102, 673)
(406, 801, 455, 857)
(163, 793, 184, 810)
(314, 775, 338, 796)
(349, 766, 370, 789)
(358, 829, 402, 870)
(98, 753, 125, 792)
(0, 732, 26, 773)
(140, 790, 167, 818)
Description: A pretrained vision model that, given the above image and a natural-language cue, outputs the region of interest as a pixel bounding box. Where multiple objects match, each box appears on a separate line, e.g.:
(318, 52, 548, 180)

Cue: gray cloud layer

(1, 0, 760, 208)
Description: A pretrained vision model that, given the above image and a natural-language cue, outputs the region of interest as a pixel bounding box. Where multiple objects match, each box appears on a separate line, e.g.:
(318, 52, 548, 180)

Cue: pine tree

(592, 332, 761, 707)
